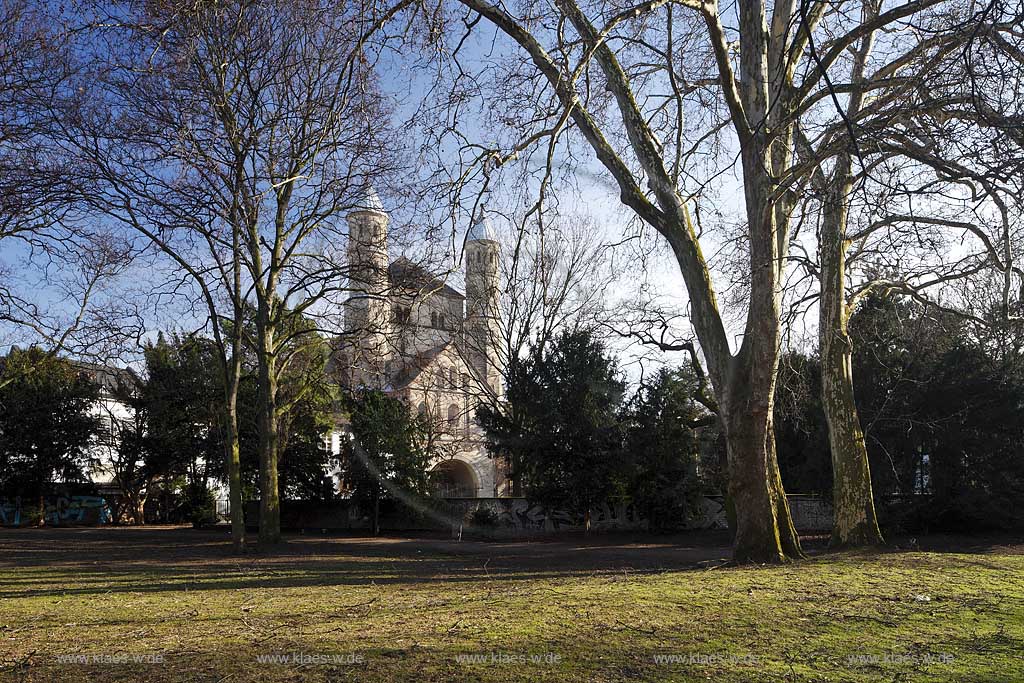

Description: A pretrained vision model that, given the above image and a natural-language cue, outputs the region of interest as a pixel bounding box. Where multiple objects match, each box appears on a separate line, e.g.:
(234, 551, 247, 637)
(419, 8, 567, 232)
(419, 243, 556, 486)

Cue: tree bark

(256, 313, 281, 545)
(820, 179, 884, 548)
(224, 364, 246, 552)
(720, 354, 803, 563)
(133, 494, 146, 526)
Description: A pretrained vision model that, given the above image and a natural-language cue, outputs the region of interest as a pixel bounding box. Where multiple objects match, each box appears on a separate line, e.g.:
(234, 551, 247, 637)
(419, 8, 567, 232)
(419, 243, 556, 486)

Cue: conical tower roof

(466, 207, 497, 242)
(349, 186, 386, 215)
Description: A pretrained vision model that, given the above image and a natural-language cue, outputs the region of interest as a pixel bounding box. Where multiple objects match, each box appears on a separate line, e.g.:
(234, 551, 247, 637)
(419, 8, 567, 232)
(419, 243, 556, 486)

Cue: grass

(0, 527, 1022, 681)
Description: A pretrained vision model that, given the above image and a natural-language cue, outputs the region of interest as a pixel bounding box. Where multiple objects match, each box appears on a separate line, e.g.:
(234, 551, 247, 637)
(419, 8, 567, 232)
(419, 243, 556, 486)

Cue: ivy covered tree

(775, 294, 1024, 531)
(622, 366, 711, 531)
(0, 347, 99, 522)
(850, 296, 1024, 530)
(774, 353, 831, 496)
(341, 389, 432, 535)
(478, 329, 626, 530)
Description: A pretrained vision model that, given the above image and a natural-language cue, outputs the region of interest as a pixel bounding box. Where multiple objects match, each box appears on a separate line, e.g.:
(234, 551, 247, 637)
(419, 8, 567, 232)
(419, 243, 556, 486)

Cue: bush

(469, 505, 499, 528)
(180, 484, 217, 528)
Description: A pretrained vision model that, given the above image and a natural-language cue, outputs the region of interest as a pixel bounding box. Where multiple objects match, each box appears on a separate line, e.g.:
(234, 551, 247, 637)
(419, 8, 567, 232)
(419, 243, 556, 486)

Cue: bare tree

(53, 0, 403, 545)
(790, 0, 1023, 546)
(0, 1, 140, 376)
(352, 0, 1001, 561)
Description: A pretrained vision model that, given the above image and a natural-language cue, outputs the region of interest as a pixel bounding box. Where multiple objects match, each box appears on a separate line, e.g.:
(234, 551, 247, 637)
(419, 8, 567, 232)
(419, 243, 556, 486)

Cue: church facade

(331, 190, 508, 499)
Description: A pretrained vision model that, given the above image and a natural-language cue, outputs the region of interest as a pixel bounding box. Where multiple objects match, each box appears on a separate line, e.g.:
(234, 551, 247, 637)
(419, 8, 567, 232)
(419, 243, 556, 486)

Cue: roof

(389, 257, 465, 300)
(466, 208, 497, 243)
(390, 342, 453, 390)
(349, 186, 386, 214)
(73, 361, 139, 395)
(388, 339, 492, 392)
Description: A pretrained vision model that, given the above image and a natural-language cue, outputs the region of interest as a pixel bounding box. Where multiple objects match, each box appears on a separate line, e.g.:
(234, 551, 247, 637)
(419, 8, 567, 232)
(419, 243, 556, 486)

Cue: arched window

(449, 368, 458, 389)
(438, 314, 446, 329)
(437, 369, 446, 391)
(447, 404, 459, 428)
(417, 402, 427, 417)
(431, 311, 437, 328)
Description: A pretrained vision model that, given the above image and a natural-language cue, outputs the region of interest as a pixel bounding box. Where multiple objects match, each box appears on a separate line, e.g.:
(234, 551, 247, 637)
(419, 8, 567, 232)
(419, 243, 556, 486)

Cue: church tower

(343, 187, 392, 387)
(464, 209, 502, 397)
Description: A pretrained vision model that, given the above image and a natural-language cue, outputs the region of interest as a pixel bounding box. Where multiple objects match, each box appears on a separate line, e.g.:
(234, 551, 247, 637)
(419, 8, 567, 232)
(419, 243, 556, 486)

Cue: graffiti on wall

(459, 495, 832, 534)
(0, 496, 112, 527)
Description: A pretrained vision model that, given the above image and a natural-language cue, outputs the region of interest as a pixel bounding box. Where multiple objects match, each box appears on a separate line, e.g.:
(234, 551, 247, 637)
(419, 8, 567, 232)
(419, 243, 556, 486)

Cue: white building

(331, 190, 509, 498)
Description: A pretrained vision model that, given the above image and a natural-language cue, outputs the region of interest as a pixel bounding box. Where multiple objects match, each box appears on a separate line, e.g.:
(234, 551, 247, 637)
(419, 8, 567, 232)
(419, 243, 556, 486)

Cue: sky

(5, 0, 1004, 382)
(0, 0, 787, 382)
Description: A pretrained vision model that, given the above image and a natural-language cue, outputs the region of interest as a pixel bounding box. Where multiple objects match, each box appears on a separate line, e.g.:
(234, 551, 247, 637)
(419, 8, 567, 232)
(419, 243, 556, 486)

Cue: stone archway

(430, 459, 478, 498)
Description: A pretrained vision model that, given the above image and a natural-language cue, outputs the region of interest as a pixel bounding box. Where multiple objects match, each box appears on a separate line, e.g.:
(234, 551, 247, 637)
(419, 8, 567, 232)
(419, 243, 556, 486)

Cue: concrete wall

(0, 493, 832, 533)
(244, 495, 834, 535)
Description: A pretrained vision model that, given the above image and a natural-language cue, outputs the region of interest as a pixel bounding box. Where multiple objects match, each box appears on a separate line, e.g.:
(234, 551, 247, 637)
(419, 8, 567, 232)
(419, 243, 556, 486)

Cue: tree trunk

(224, 379, 246, 552)
(133, 494, 146, 525)
(717, 140, 804, 563)
(372, 492, 380, 536)
(820, 186, 883, 547)
(721, 391, 802, 563)
(257, 317, 281, 545)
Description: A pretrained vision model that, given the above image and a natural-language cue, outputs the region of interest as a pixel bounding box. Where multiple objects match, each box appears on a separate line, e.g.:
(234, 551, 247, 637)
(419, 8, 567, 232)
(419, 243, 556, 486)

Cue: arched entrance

(430, 459, 478, 498)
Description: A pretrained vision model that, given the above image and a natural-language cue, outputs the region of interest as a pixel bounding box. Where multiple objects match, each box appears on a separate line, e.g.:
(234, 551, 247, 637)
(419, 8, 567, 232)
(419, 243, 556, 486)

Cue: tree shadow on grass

(0, 526, 739, 598)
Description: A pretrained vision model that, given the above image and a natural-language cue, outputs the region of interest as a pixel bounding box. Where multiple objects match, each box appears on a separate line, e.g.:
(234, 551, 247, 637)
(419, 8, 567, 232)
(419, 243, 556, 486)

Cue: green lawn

(0, 528, 1021, 681)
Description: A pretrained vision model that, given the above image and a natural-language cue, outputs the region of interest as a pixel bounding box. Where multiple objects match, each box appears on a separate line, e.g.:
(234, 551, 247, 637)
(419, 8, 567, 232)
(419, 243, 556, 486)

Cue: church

(330, 189, 508, 499)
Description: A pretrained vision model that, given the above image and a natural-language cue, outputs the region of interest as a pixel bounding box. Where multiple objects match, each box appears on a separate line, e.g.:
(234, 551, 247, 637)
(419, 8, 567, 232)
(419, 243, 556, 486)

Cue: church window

(447, 404, 459, 428)
(449, 368, 458, 388)
(438, 314, 446, 329)
(417, 402, 427, 417)
(431, 311, 438, 327)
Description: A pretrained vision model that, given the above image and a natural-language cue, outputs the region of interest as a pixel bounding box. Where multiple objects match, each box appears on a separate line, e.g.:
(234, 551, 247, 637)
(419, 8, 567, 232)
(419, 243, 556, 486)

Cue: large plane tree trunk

(719, 330, 803, 563)
(820, 176, 884, 548)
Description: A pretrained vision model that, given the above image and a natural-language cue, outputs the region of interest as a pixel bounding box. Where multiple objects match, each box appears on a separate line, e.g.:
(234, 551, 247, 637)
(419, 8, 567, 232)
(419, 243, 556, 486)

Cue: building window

(914, 453, 931, 494)
(449, 368, 458, 389)
(431, 311, 437, 328)
(438, 314, 446, 329)
(417, 402, 427, 417)
(448, 404, 459, 428)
